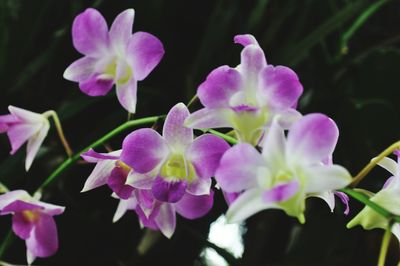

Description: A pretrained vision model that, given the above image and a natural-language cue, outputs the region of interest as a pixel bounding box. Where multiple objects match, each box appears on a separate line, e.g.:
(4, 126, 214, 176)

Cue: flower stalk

(43, 110, 74, 158)
(351, 140, 400, 187)
(35, 115, 163, 193)
(377, 224, 392, 266)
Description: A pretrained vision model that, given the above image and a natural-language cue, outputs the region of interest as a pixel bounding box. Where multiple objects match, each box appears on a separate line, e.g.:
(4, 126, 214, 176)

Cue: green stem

(0, 230, 13, 259)
(340, 188, 400, 223)
(340, 0, 391, 55)
(378, 225, 392, 266)
(35, 115, 162, 193)
(206, 129, 238, 145)
(351, 140, 400, 187)
(43, 110, 74, 158)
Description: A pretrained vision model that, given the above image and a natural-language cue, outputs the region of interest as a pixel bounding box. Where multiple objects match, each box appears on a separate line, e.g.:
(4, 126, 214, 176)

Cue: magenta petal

(163, 103, 193, 151)
(215, 143, 264, 193)
(26, 214, 58, 258)
(63, 56, 97, 82)
(0, 190, 29, 210)
(259, 65, 303, 110)
(136, 189, 156, 211)
(0, 114, 18, 133)
(1, 200, 42, 215)
(72, 8, 109, 56)
(127, 31, 164, 81)
(287, 113, 339, 164)
(175, 190, 214, 219)
(223, 191, 242, 206)
(151, 176, 187, 203)
(334, 191, 350, 215)
(197, 66, 242, 108)
(121, 128, 169, 173)
(135, 205, 159, 230)
(262, 180, 299, 203)
(234, 34, 259, 47)
(187, 134, 230, 179)
(81, 149, 120, 162)
(107, 168, 133, 200)
(7, 123, 40, 155)
(79, 75, 114, 96)
(12, 213, 34, 239)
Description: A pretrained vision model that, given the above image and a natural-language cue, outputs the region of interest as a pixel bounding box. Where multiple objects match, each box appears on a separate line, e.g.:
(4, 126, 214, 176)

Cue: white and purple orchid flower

(347, 151, 400, 243)
(120, 103, 230, 203)
(215, 113, 352, 223)
(185, 34, 303, 145)
(81, 141, 217, 238)
(0, 190, 65, 264)
(64, 8, 164, 113)
(0, 106, 50, 171)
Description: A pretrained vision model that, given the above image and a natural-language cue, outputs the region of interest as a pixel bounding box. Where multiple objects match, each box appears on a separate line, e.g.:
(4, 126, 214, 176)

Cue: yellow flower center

(160, 153, 196, 182)
(22, 210, 40, 223)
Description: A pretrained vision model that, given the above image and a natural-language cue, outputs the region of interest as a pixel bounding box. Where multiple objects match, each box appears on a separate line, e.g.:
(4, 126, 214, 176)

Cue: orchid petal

(107, 167, 134, 200)
(25, 122, 50, 171)
(79, 74, 114, 96)
(121, 128, 169, 173)
(238, 44, 266, 82)
(127, 31, 164, 81)
(377, 156, 398, 176)
(197, 66, 242, 108)
(1, 200, 42, 215)
(262, 180, 299, 203)
(304, 164, 352, 193)
(187, 134, 230, 179)
(163, 103, 193, 151)
(154, 203, 176, 238)
(151, 176, 187, 203)
(175, 190, 214, 219)
(287, 113, 339, 165)
(0, 190, 29, 210)
(12, 212, 34, 239)
(126, 171, 154, 189)
(215, 143, 264, 193)
(186, 177, 211, 196)
(63, 56, 97, 82)
(116, 77, 138, 113)
(185, 108, 233, 129)
(335, 191, 350, 215)
(234, 34, 259, 47)
(226, 188, 276, 223)
(7, 123, 41, 155)
(113, 197, 137, 223)
(261, 119, 286, 170)
(81, 159, 116, 192)
(259, 65, 303, 111)
(310, 191, 335, 212)
(8, 106, 44, 123)
(109, 9, 135, 53)
(81, 149, 120, 163)
(26, 214, 59, 258)
(72, 8, 109, 56)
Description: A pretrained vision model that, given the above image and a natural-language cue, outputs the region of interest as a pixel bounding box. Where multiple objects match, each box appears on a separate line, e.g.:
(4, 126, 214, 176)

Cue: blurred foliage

(0, 0, 400, 265)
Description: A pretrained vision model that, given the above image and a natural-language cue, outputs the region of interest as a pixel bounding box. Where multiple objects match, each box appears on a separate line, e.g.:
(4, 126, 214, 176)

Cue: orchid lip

(231, 105, 259, 112)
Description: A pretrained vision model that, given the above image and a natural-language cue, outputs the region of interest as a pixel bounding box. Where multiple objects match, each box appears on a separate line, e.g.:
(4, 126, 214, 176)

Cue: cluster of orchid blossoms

(0, 7, 399, 265)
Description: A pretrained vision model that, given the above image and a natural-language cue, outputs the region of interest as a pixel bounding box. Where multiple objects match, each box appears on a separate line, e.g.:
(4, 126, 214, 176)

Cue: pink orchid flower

(64, 8, 164, 113)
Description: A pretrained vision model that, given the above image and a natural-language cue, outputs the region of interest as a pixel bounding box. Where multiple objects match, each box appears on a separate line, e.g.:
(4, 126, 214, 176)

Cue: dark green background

(0, 0, 400, 265)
